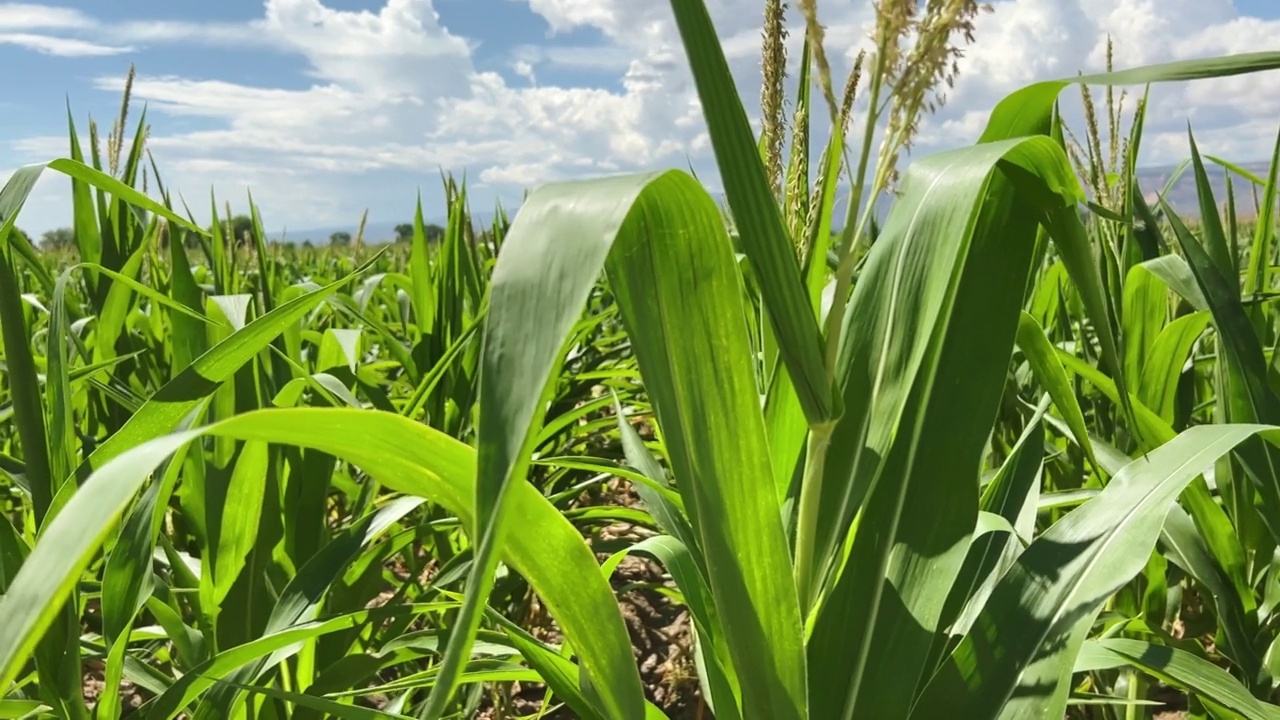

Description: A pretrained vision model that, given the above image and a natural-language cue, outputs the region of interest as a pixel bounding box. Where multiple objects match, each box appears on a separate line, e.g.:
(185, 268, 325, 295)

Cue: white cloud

(509, 43, 634, 73)
(257, 0, 473, 97)
(4, 0, 1280, 235)
(0, 3, 89, 30)
(513, 59, 537, 85)
(105, 19, 258, 46)
(0, 32, 130, 56)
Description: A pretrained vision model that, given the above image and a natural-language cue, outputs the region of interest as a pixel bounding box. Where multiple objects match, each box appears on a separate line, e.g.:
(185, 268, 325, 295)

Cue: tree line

(13, 216, 448, 253)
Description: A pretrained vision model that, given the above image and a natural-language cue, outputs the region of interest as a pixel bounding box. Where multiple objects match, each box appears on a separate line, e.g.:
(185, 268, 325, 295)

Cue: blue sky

(3, 0, 1279, 238)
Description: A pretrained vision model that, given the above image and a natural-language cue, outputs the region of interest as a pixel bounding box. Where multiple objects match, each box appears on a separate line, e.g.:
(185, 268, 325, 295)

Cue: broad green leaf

(195, 496, 428, 719)
(805, 134, 1106, 720)
(982, 51, 1280, 142)
(0, 700, 52, 718)
(1185, 131, 1240, 295)
(1138, 256, 1210, 311)
(207, 440, 270, 608)
(1245, 124, 1280, 298)
(1139, 311, 1211, 424)
(74, 253, 379, 476)
(489, 613, 610, 720)
(612, 396, 702, 568)
(602, 535, 740, 720)
(914, 423, 1280, 718)
(1159, 506, 1261, 684)
(1076, 639, 1280, 720)
(410, 192, 436, 338)
(0, 169, 88, 719)
(940, 412, 1046, 643)
(65, 106, 101, 282)
(0, 167, 57, 519)
(0, 406, 641, 720)
(0, 428, 196, 693)
(1015, 312, 1097, 470)
(99, 440, 194, 720)
(667, 0, 834, 426)
(1058, 350, 1254, 603)
(1161, 194, 1280, 543)
(148, 604, 449, 718)
(1123, 262, 1171, 391)
(452, 168, 801, 720)
(230, 684, 413, 720)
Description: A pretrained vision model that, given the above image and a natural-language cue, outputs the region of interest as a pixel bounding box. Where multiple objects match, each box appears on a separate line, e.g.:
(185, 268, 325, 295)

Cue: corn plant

(0, 89, 646, 717)
(4, 1, 1280, 719)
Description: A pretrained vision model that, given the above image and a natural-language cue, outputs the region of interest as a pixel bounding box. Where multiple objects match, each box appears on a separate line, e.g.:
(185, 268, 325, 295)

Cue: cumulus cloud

(3, 0, 1280, 234)
(512, 60, 537, 85)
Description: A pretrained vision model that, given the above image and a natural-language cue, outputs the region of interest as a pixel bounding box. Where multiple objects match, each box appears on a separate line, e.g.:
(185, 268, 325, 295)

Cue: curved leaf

(448, 168, 803, 719)
(914, 423, 1280, 718)
(1076, 638, 1280, 720)
(806, 134, 1109, 720)
(0, 407, 641, 720)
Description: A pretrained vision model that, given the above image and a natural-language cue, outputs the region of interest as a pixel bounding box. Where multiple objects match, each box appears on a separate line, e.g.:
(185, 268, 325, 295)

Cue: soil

(480, 476, 703, 719)
(589, 478, 702, 718)
(80, 659, 149, 714)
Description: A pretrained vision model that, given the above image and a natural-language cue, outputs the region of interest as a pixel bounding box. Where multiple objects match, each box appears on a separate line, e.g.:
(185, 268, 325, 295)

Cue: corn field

(3, 1, 1280, 718)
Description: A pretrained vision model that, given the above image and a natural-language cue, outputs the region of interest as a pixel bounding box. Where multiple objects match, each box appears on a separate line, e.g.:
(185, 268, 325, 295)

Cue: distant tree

(214, 214, 255, 246)
(40, 227, 75, 252)
(329, 231, 352, 247)
(302, 240, 314, 250)
(234, 214, 254, 241)
(394, 222, 446, 243)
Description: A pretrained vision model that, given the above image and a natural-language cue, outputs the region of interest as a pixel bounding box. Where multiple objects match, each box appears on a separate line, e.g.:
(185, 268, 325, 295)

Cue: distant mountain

(836, 159, 1275, 229)
(1133, 160, 1274, 218)
(274, 209, 501, 245)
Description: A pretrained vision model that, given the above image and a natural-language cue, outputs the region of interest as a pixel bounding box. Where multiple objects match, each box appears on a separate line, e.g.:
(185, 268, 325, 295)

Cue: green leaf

(805, 134, 1107, 719)
(1160, 193, 1280, 543)
(940, 412, 1046, 641)
(0, 166, 57, 519)
(0, 700, 52, 718)
(74, 254, 379, 476)
(448, 168, 802, 719)
(229, 684, 414, 720)
(1076, 639, 1280, 720)
(1139, 311, 1211, 424)
(1057, 350, 1254, 605)
(982, 51, 1280, 142)
(1122, 262, 1171, 392)
(1015, 312, 1097, 470)
(914, 423, 1280, 718)
(148, 603, 449, 718)
(1137, 256, 1210, 312)
(1186, 129, 1239, 295)
(1244, 124, 1280, 298)
(1159, 506, 1261, 683)
(208, 440, 270, 606)
(0, 405, 639, 720)
(666, 0, 835, 426)
(601, 535, 740, 720)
